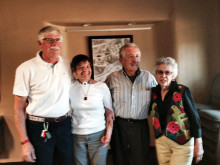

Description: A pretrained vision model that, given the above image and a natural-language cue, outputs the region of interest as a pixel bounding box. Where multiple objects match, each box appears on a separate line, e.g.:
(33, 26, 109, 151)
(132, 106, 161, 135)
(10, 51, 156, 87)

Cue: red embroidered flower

(173, 93, 182, 102)
(153, 94, 157, 100)
(167, 121, 180, 133)
(153, 117, 160, 129)
(176, 135, 186, 144)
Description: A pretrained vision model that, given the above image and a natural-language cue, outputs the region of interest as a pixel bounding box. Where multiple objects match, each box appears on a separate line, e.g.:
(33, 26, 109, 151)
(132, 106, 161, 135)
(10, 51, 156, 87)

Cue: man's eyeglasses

(156, 70, 173, 76)
(42, 38, 63, 44)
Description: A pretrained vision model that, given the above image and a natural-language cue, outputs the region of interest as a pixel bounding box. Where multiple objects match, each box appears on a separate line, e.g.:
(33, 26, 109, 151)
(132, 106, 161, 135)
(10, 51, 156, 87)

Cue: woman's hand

(101, 108, 114, 148)
(194, 137, 204, 163)
(101, 124, 112, 148)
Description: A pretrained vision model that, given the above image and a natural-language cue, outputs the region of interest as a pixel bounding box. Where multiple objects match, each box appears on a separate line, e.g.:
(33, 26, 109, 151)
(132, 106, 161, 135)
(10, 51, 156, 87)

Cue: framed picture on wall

(88, 35, 133, 82)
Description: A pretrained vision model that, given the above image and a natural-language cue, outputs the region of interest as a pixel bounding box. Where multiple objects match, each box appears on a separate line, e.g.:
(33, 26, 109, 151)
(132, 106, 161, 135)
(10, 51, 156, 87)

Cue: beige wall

(174, 0, 220, 102)
(0, 0, 219, 162)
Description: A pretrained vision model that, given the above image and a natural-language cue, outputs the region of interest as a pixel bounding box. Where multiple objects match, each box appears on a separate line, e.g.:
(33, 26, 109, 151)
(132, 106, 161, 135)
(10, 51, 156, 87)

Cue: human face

(38, 30, 62, 63)
(120, 47, 141, 76)
(74, 60, 92, 82)
(156, 64, 175, 90)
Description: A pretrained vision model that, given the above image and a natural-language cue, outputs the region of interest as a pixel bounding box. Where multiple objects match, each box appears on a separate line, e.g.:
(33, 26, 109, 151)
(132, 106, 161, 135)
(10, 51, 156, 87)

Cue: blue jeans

(72, 129, 109, 165)
(26, 117, 73, 165)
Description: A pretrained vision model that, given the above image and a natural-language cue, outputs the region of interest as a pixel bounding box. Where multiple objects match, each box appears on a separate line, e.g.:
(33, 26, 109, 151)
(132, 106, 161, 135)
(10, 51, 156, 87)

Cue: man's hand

(193, 137, 204, 163)
(22, 142, 36, 162)
(14, 95, 36, 162)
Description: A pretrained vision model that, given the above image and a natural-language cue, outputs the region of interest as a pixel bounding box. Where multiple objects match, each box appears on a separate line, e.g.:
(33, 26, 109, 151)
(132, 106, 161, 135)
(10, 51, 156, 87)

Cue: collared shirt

(105, 69, 157, 119)
(13, 51, 72, 117)
(127, 68, 140, 83)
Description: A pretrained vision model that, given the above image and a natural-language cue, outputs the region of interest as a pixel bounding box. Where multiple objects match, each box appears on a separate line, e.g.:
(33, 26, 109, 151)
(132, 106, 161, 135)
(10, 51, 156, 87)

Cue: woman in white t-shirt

(70, 54, 113, 165)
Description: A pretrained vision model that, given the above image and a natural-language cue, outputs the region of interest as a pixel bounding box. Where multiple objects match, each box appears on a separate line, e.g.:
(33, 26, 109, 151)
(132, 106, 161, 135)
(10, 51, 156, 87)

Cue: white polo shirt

(13, 51, 72, 118)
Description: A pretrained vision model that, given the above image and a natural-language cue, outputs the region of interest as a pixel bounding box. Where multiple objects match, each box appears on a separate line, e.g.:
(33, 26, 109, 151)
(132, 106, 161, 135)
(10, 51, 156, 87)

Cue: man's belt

(27, 113, 69, 122)
(116, 116, 147, 123)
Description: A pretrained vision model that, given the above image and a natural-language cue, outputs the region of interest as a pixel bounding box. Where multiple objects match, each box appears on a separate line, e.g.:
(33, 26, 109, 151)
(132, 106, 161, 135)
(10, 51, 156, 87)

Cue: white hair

(38, 26, 63, 43)
(119, 42, 141, 58)
(155, 57, 178, 78)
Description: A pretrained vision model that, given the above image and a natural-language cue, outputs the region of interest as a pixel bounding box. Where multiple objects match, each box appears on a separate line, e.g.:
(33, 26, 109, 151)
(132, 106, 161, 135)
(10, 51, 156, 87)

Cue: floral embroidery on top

(177, 134, 186, 144)
(153, 93, 157, 100)
(152, 103, 162, 137)
(167, 121, 180, 133)
(173, 92, 182, 102)
(151, 85, 191, 145)
(153, 117, 160, 129)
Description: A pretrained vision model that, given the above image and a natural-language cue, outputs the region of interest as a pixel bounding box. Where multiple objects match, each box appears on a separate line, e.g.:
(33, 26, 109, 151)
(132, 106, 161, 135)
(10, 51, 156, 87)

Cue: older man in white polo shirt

(13, 26, 73, 165)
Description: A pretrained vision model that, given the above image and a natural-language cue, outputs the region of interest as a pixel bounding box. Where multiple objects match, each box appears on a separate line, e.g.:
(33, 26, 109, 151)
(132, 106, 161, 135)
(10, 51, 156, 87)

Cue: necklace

(78, 80, 90, 100)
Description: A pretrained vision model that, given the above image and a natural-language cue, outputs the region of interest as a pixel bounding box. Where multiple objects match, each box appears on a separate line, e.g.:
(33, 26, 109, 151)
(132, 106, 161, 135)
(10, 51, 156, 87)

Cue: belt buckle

(29, 115, 45, 122)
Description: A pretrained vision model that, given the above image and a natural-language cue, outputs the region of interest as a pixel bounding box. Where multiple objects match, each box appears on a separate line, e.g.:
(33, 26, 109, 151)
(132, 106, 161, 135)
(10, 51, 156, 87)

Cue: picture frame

(88, 35, 133, 82)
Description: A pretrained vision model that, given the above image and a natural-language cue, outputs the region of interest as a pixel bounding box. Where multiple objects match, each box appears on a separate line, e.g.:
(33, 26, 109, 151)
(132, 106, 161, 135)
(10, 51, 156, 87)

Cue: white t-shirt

(70, 80, 113, 135)
(13, 51, 72, 117)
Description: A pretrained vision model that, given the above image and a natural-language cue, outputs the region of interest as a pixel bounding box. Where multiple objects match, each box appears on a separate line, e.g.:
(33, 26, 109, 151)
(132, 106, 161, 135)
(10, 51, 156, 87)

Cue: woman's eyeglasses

(156, 70, 173, 76)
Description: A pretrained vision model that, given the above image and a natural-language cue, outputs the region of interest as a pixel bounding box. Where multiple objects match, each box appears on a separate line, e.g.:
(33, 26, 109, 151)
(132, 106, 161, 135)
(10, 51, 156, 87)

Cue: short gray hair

(119, 42, 141, 58)
(38, 26, 63, 42)
(155, 57, 178, 78)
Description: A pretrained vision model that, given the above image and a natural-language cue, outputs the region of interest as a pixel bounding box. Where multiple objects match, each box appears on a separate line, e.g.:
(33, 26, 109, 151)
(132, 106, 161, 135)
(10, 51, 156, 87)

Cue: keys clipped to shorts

(41, 122, 52, 142)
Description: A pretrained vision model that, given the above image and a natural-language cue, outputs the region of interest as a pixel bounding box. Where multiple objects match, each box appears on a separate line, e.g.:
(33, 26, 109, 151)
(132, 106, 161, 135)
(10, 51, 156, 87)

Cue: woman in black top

(150, 57, 204, 165)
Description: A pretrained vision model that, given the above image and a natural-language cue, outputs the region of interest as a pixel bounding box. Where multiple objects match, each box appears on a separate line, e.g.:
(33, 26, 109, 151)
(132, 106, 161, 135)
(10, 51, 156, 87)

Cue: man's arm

(14, 95, 36, 162)
(105, 107, 115, 122)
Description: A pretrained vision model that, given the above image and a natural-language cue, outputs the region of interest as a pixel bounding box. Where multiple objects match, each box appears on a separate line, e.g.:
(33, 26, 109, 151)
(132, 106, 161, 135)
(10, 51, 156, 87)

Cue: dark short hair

(70, 54, 92, 71)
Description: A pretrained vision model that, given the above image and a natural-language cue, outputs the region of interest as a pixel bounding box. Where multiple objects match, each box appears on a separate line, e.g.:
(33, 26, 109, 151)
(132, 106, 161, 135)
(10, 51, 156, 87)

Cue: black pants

(110, 117, 150, 165)
(26, 117, 73, 165)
